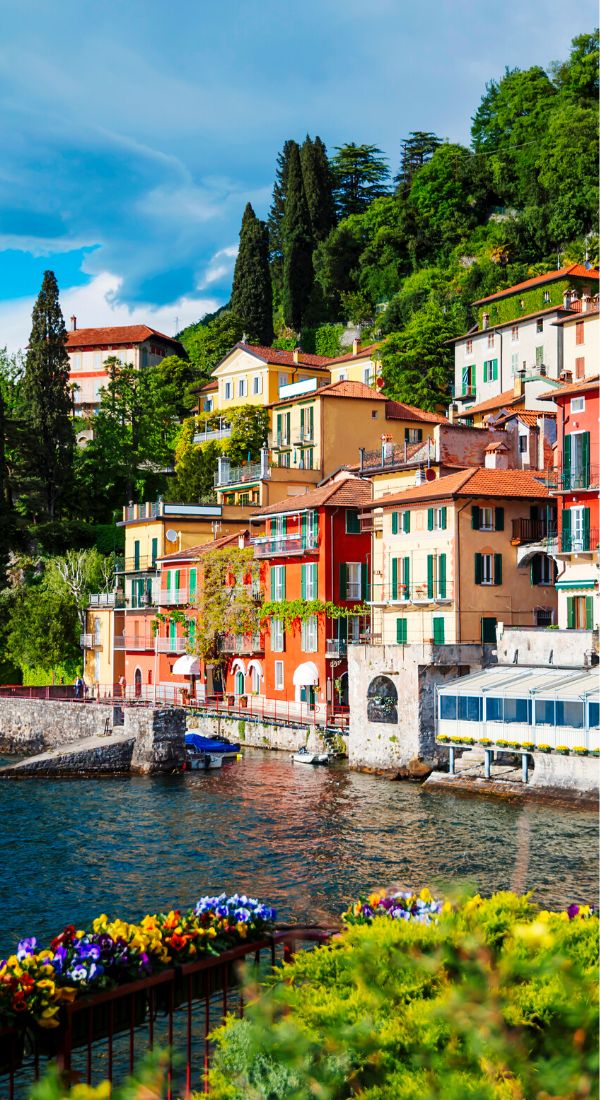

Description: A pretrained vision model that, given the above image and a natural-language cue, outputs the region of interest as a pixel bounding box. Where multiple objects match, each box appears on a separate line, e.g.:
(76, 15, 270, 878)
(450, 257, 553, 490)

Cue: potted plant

(556, 745, 570, 755)
(537, 743, 552, 753)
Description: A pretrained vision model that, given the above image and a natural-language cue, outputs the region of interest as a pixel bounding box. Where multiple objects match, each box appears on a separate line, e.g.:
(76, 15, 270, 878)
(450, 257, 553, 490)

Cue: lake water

(1, 749, 597, 954)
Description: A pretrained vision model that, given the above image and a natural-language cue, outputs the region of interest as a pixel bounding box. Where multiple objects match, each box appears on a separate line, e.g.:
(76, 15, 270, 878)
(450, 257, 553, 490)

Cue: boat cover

(185, 733, 240, 753)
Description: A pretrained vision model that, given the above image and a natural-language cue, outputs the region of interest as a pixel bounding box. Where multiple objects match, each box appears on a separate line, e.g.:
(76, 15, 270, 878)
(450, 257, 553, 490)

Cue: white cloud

(198, 245, 238, 289)
(0, 272, 220, 354)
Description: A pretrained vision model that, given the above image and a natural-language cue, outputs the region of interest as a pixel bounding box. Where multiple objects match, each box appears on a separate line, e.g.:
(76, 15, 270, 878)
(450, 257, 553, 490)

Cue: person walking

(74, 676, 84, 699)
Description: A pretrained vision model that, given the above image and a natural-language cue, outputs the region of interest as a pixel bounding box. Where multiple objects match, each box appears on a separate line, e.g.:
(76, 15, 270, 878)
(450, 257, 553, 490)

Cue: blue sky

(0, 0, 596, 350)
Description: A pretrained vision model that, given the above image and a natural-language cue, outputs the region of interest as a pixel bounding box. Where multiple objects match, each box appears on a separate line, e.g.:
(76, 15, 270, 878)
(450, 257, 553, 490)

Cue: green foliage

(300, 323, 344, 357)
(300, 135, 336, 243)
(268, 139, 299, 291)
(210, 893, 599, 1099)
(173, 406, 269, 502)
(331, 143, 391, 218)
(380, 298, 459, 411)
(192, 546, 262, 659)
(282, 144, 314, 331)
(28, 1047, 168, 1098)
(261, 599, 369, 627)
(395, 131, 442, 191)
(179, 309, 244, 380)
(231, 203, 274, 345)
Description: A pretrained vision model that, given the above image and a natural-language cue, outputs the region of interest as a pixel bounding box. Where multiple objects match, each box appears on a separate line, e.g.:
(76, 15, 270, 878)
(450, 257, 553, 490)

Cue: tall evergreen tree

(0, 392, 12, 585)
(22, 271, 74, 520)
(300, 135, 336, 242)
(395, 132, 442, 191)
(281, 144, 314, 331)
(268, 139, 298, 287)
(331, 144, 390, 218)
(230, 203, 274, 345)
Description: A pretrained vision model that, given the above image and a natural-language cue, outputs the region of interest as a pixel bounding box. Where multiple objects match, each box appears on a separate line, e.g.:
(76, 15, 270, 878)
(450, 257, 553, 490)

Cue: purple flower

(567, 904, 580, 919)
(16, 937, 37, 961)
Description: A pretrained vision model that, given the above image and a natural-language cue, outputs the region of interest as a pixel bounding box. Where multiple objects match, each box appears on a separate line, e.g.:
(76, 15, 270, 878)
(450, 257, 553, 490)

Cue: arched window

(134, 668, 143, 698)
(367, 675, 398, 724)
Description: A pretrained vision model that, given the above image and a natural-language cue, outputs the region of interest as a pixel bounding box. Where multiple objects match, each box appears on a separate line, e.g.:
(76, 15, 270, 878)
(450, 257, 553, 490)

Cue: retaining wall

(0, 697, 116, 754)
(528, 752, 599, 796)
(186, 713, 330, 754)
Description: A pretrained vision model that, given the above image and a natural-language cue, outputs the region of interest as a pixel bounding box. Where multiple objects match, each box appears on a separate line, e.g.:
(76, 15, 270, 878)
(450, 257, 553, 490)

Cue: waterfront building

(248, 476, 373, 718)
(450, 265, 599, 417)
(66, 320, 184, 420)
(539, 375, 599, 632)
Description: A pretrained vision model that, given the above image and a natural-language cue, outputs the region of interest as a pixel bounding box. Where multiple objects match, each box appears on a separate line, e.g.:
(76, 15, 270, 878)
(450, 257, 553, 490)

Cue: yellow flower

(207, 928, 217, 938)
(464, 894, 483, 913)
(55, 987, 77, 1003)
(441, 901, 453, 915)
(419, 887, 433, 904)
(36, 979, 56, 995)
(236, 922, 248, 938)
(513, 921, 554, 949)
(368, 893, 382, 908)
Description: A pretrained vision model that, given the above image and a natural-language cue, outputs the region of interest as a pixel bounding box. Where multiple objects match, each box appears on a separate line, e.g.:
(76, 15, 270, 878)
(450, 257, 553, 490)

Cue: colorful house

(539, 375, 599, 631)
(362, 467, 557, 647)
(552, 302, 599, 382)
(210, 343, 333, 412)
(327, 340, 382, 386)
(249, 476, 373, 718)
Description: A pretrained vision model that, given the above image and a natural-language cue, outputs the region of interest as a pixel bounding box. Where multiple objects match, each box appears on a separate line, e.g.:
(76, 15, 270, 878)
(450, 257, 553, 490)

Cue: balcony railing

(359, 439, 432, 472)
(560, 528, 599, 554)
(159, 588, 189, 606)
(123, 501, 161, 522)
(114, 635, 126, 650)
(544, 465, 599, 493)
(511, 518, 557, 545)
(117, 555, 158, 573)
(193, 420, 232, 444)
(451, 385, 476, 402)
(126, 635, 157, 652)
(218, 634, 263, 654)
(80, 633, 100, 648)
(88, 592, 126, 608)
(326, 638, 347, 657)
(155, 636, 188, 653)
(253, 533, 319, 558)
(214, 461, 264, 488)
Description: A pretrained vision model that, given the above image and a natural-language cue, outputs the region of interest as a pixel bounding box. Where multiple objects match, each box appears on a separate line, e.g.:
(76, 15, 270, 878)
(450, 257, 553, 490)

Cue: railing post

(448, 747, 455, 775)
(522, 753, 529, 784)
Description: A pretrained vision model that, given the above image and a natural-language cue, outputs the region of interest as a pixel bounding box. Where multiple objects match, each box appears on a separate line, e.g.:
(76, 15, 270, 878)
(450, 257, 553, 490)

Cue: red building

(249, 476, 373, 720)
(540, 375, 599, 630)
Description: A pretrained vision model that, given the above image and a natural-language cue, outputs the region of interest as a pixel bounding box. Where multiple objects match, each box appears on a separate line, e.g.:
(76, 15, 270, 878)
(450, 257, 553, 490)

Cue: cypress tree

(22, 270, 74, 519)
(268, 139, 298, 290)
(0, 392, 12, 585)
(300, 135, 336, 242)
(230, 203, 274, 346)
(282, 144, 314, 331)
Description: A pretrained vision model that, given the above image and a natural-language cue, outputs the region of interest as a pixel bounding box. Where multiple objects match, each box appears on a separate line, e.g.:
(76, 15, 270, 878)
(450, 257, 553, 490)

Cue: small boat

(186, 751, 223, 771)
(185, 732, 240, 771)
(291, 747, 330, 766)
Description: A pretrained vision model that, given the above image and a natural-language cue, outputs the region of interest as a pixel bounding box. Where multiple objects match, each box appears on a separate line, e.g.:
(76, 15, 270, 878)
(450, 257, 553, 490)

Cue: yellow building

(210, 342, 333, 411)
(82, 595, 125, 694)
(363, 467, 557, 646)
(327, 340, 382, 386)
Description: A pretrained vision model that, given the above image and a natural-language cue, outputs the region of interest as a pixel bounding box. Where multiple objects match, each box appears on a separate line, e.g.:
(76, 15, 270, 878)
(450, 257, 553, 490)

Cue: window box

(555, 746, 570, 755)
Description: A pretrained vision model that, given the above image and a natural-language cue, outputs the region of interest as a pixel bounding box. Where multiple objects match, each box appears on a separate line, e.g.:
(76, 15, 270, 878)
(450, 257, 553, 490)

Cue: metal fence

(0, 928, 334, 1099)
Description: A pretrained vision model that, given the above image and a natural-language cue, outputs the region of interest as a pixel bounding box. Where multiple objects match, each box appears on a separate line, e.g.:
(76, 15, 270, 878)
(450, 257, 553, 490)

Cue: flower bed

(0, 893, 276, 1042)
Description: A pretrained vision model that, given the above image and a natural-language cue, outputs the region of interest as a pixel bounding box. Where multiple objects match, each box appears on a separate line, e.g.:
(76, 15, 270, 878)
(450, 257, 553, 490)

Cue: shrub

(556, 745, 570, 754)
(520, 741, 535, 750)
(573, 746, 588, 755)
(537, 743, 552, 752)
(210, 892, 599, 1100)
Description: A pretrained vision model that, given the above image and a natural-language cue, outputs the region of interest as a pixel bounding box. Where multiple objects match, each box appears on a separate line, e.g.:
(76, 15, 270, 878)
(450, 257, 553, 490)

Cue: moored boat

(185, 732, 240, 770)
(291, 747, 329, 765)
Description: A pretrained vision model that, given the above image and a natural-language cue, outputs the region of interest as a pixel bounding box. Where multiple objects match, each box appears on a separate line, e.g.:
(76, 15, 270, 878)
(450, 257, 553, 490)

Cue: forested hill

(179, 30, 599, 411)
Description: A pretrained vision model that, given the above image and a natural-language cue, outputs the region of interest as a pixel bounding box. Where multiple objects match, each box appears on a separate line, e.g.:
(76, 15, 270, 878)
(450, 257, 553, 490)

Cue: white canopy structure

(172, 654, 200, 676)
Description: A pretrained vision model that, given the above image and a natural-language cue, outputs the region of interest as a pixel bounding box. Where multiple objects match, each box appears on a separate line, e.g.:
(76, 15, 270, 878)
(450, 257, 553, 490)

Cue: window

(188, 619, 196, 646)
(475, 552, 502, 585)
(277, 452, 291, 468)
(396, 617, 407, 644)
(465, 339, 473, 354)
(575, 321, 584, 345)
(189, 568, 197, 597)
(563, 432, 590, 490)
(518, 434, 528, 453)
(432, 616, 445, 644)
(238, 377, 247, 398)
(511, 353, 519, 375)
(487, 332, 495, 348)
(530, 554, 554, 586)
(504, 698, 530, 723)
(278, 372, 288, 391)
(301, 562, 318, 600)
(511, 325, 519, 342)
(405, 427, 423, 444)
(543, 290, 550, 304)
(427, 553, 447, 599)
(427, 506, 447, 531)
(481, 616, 497, 643)
(276, 411, 291, 446)
(575, 357, 585, 379)
(367, 675, 398, 723)
(483, 359, 498, 383)
(71, 353, 82, 371)
(298, 448, 314, 470)
(589, 702, 599, 728)
(536, 319, 544, 333)
(480, 507, 493, 531)
(250, 665, 261, 694)
(252, 375, 263, 395)
(224, 381, 232, 400)
(204, 397, 213, 412)
(270, 618, 284, 652)
(472, 505, 503, 531)
(458, 696, 482, 722)
(556, 700, 584, 728)
(274, 660, 284, 690)
(371, 409, 378, 418)
(363, 366, 371, 385)
(566, 595, 593, 630)
(391, 510, 410, 535)
(486, 697, 503, 721)
(461, 364, 475, 396)
(571, 396, 585, 413)
(133, 540, 140, 570)
(391, 556, 410, 601)
(151, 537, 158, 567)
(345, 509, 361, 534)
(440, 695, 457, 720)
(301, 615, 318, 652)
(299, 405, 314, 441)
(346, 562, 362, 599)
(338, 370, 347, 381)
(535, 345, 544, 366)
(535, 699, 555, 726)
(270, 565, 286, 601)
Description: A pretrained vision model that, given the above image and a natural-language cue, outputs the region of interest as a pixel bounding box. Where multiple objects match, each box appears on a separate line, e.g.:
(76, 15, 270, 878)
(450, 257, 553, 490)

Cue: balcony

(292, 431, 315, 445)
(511, 518, 557, 545)
(114, 635, 126, 650)
(326, 638, 347, 657)
(451, 385, 476, 402)
(560, 529, 599, 555)
(253, 533, 318, 558)
(80, 633, 102, 649)
(359, 438, 433, 473)
(218, 634, 264, 655)
(126, 635, 157, 652)
(155, 636, 188, 654)
(88, 591, 126, 608)
(193, 419, 232, 445)
(544, 465, 599, 493)
(214, 449, 271, 489)
(118, 555, 158, 573)
(159, 588, 189, 606)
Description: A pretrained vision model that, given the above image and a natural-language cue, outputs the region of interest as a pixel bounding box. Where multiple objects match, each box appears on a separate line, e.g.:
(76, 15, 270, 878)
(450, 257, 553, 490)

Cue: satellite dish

(166, 529, 178, 543)
(425, 469, 437, 482)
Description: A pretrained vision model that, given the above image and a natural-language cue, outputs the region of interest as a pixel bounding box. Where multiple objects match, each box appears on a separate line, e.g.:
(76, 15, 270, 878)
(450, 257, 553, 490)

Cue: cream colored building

(327, 340, 382, 386)
(554, 305, 599, 381)
(211, 343, 333, 411)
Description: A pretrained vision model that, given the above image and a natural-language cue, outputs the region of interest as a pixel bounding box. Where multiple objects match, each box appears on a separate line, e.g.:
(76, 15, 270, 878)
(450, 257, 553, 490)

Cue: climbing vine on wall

(260, 599, 370, 627)
(193, 546, 262, 660)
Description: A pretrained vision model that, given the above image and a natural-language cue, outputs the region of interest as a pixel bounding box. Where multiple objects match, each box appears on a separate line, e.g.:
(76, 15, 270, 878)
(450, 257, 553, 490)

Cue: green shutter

(472, 506, 480, 530)
(585, 596, 593, 629)
(403, 510, 411, 534)
(391, 511, 398, 535)
(474, 553, 483, 585)
(166, 570, 172, 592)
(347, 509, 360, 534)
(494, 553, 502, 585)
(396, 618, 407, 644)
(427, 507, 434, 531)
(174, 569, 181, 593)
(440, 506, 447, 530)
(402, 557, 410, 600)
(339, 562, 347, 600)
(567, 597, 575, 629)
(300, 408, 304, 437)
(433, 617, 445, 644)
(391, 557, 398, 600)
(563, 434, 571, 489)
(312, 563, 318, 599)
(561, 509, 572, 553)
(427, 554, 434, 599)
(361, 562, 369, 602)
(151, 537, 158, 566)
(495, 507, 504, 532)
(439, 554, 447, 599)
(493, 358, 498, 381)
(582, 431, 590, 488)
(582, 507, 590, 551)
(189, 568, 197, 597)
(301, 514, 307, 548)
(134, 540, 140, 569)
(270, 566, 276, 600)
(301, 564, 306, 600)
(281, 566, 286, 599)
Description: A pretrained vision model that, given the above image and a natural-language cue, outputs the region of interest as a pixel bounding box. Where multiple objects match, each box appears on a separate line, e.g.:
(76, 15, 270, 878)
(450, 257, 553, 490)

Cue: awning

(555, 580, 596, 590)
(172, 654, 201, 676)
(293, 661, 319, 687)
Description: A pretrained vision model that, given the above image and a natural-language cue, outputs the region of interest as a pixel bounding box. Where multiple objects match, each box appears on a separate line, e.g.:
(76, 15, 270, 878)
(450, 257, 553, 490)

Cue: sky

(0, 0, 596, 352)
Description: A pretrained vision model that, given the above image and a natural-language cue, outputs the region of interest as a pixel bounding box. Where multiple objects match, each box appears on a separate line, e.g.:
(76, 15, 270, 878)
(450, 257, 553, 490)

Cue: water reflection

(0, 749, 596, 954)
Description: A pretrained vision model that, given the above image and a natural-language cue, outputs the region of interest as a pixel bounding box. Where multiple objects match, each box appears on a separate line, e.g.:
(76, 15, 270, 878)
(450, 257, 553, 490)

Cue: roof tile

(251, 476, 372, 517)
(66, 325, 182, 349)
(233, 342, 333, 368)
(365, 467, 549, 509)
(157, 530, 248, 563)
(473, 265, 599, 306)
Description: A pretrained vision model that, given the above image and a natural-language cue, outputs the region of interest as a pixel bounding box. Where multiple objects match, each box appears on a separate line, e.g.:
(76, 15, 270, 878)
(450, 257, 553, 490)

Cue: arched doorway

(234, 670, 245, 696)
(367, 675, 398, 723)
(134, 667, 142, 699)
(337, 671, 349, 708)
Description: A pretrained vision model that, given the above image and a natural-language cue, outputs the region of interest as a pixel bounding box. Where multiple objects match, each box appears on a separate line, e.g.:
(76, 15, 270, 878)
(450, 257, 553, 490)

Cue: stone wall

(0, 698, 116, 754)
(496, 626, 597, 668)
(529, 752, 599, 797)
(0, 735, 135, 777)
(186, 713, 330, 754)
(347, 643, 489, 774)
(129, 708, 187, 774)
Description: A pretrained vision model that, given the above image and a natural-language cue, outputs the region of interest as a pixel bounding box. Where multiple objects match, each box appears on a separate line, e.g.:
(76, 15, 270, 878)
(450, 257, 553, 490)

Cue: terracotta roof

(457, 389, 522, 417)
(157, 530, 249, 563)
(496, 409, 556, 427)
(201, 379, 218, 391)
(553, 305, 599, 325)
(251, 475, 372, 518)
(364, 467, 549, 509)
(473, 265, 600, 306)
(226, 342, 333, 369)
(384, 399, 448, 425)
(484, 441, 508, 452)
(328, 342, 381, 365)
(270, 379, 387, 408)
(538, 375, 600, 401)
(66, 325, 182, 349)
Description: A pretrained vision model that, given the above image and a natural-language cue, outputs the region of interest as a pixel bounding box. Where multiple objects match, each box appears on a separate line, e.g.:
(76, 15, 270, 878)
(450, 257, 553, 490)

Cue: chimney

(563, 289, 572, 309)
(583, 295, 591, 312)
(352, 337, 361, 356)
(293, 347, 300, 365)
(513, 369, 525, 398)
(482, 312, 490, 330)
(70, 315, 77, 331)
